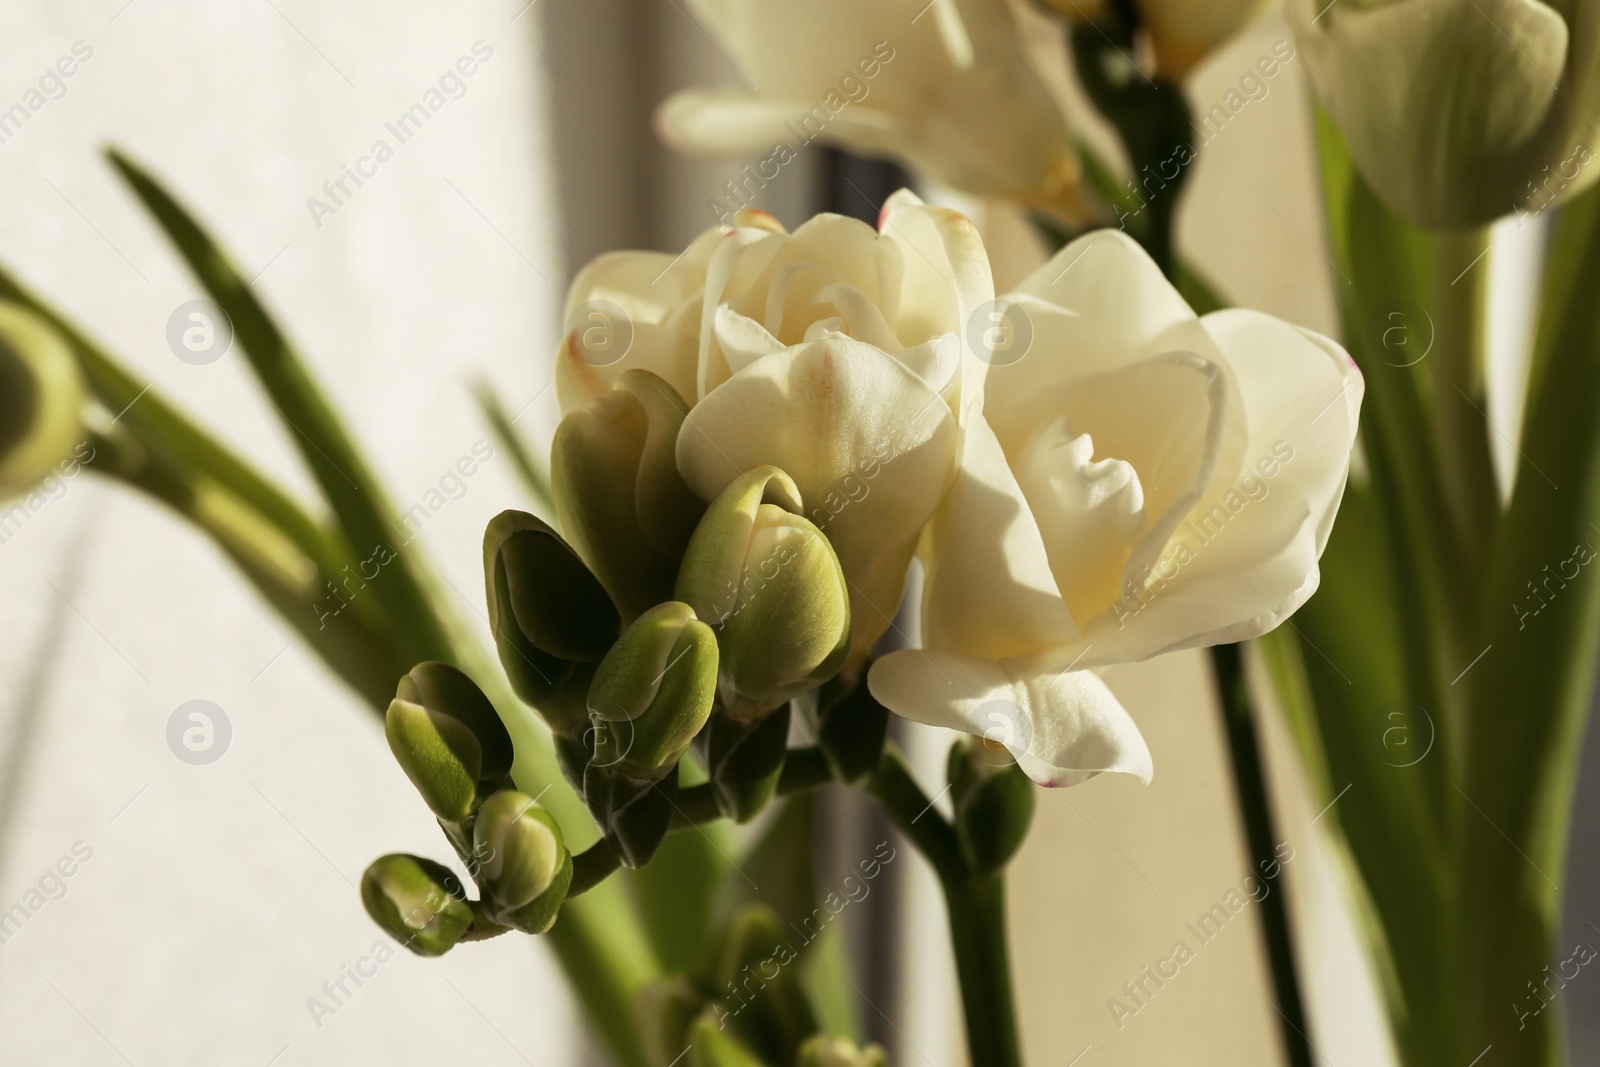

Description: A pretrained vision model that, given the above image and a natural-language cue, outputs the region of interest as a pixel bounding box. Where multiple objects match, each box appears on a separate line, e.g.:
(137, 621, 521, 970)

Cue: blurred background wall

(0, 1, 1592, 1064)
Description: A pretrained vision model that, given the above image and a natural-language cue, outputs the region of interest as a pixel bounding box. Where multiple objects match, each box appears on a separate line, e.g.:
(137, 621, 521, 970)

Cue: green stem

(866, 749, 1021, 1067)
(1429, 226, 1498, 586)
(942, 872, 1023, 1067)
(1211, 645, 1314, 1067)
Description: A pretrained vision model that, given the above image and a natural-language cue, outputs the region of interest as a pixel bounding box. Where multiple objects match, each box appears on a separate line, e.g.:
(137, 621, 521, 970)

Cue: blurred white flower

(1290, 0, 1600, 227)
(869, 230, 1364, 786)
(655, 0, 1088, 220)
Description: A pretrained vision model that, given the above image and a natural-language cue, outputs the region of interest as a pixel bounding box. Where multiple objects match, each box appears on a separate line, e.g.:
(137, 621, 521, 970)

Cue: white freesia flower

(869, 230, 1363, 786)
(556, 193, 993, 661)
(1290, 0, 1600, 227)
(655, 0, 1087, 220)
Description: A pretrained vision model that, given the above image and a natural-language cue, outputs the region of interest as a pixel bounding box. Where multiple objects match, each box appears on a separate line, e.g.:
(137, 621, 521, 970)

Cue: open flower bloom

(1045, 0, 1275, 78)
(656, 0, 1087, 220)
(1290, 0, 1600, 227)
(557, 192, 992, 663)
(869, 231, 1364, 786)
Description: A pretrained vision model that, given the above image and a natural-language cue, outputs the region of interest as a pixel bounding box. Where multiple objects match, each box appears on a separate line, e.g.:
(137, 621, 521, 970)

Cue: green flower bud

(797, 1035, 889, 1067)
(948, 737, 1035, 875)
(584, 763, 679, 868)
(0, 301, 85, 498)
(589, 601, 718, 781)
(473, 789, 574, 934)
(707, 706, 791, 823)
(711, 905, 815, 1061)
(360, 853, 474, 957)
(553, 369, 705, 621)
(687, 1014, 769, 1067)
(637, 976, 708, 1067)
(385, 662, 514, 822)
(484, 509, 619, 734)
(676, 466, 850, 720)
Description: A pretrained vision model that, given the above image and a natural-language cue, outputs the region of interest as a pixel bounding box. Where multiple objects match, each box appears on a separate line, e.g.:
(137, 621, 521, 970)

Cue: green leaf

(107, 147, 456, 670)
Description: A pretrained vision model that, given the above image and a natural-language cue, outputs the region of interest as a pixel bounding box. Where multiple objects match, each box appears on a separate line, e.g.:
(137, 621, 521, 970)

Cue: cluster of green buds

(362, 663, 574, 952)
(483, 371, 855, 856)
(636, 904, 888, 1067)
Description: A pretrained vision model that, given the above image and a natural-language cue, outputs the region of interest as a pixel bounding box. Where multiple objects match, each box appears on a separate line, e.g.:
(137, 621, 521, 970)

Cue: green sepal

(816, 676, 889, 784)
(708, 706, 791, 823)
(585, 764, 679, 868)
(360, 853, 474, 957)
(948, 738, 1035, 875)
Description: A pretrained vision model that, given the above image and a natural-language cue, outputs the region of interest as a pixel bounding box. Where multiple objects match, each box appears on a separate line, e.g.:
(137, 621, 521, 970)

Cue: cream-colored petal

(918, 412, 1079, 661)
(868, 650, 1152, 787)
(712, 305, 785, 376)
(676, 335, 958, 656)
(555, 321, 700, 416)
(1073, 310, 1363, 664)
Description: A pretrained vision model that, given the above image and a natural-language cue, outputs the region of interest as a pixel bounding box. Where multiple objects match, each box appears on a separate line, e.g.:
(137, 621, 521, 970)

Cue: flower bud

(1291, 0, 1600, 227)
(385, 662, 514, 822)
(948, 737, 1035, 875)
(473, 789, 573, 934)
(710, 905, 815, 1060)
(0, 301, 85, 498)
(637, 976, 708, 1067)
(360, 853, 474, 957)
(484, 509, 619, 734)
(797, 1035, 889, 1067)
(676, 466, 850, 720)
(553, 369, 705, 621)
(588, 601, 718, 781)
(686, 1014, 766, 1067)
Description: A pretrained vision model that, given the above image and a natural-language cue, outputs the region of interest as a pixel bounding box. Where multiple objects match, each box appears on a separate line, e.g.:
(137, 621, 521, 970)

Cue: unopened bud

(707, 706, 791, 823)
(0, 301, 85, 498)
(360, 853, 474, 957)
(797, 1035, 889, 1067)
(711, 905, 815, 1058)
(385, 662, 514, 822)
(676, 466, 850, 719)
(588, 601, 718, 781)
(473, 789, 573, 934)
(948, 736, 1035, 874)
(553, 369, 704, 620)
(637, 976, 707, 1067)
(687, 1013, 766, 1067)
(484, 510, 619, 733)
(584, 764, 678, 869)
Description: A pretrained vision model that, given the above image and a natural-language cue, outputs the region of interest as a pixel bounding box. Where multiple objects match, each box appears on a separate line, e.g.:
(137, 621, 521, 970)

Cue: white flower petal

(868, 650, 1152, 787)
(918, 412, 1079, 661)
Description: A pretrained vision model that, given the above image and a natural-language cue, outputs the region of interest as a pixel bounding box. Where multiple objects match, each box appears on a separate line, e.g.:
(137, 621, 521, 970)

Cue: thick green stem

(866, 749, 1022, 1067)
(942, 872, 1024, 1067)
(1429, 227, 1498, 585)
(1212, 645, 1314, 1067)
